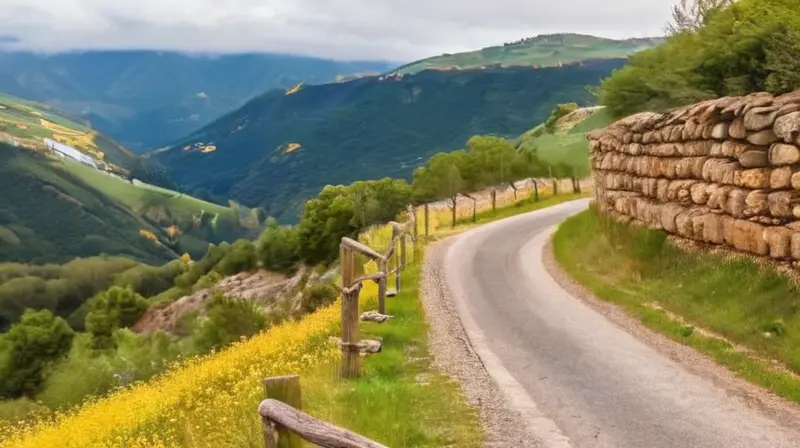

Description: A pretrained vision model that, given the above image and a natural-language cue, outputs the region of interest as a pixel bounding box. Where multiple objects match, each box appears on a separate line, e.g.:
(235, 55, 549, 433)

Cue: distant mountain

(393, 33, 663, 75)
(0, 93, 261, 264)
(153, 59, 627, 223)
(0, 51, 395, 151)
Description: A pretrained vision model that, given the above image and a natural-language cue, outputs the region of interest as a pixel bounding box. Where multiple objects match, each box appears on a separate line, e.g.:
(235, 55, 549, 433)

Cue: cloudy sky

(0, 0, 676, 62)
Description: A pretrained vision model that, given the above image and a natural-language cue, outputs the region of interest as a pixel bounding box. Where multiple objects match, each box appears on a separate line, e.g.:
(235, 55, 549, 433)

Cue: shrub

(0, 309, 74, 398)
(192, 294, 268, 352)
(299, 282, 339, 315)
(214, 239, 257, 276)
(256, 218, 300, 273)
(84, 287, 148, 349)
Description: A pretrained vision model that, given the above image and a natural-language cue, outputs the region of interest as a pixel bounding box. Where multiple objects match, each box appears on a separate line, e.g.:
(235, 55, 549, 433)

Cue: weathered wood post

(491, 189, 497, 212)
(532, 179, 540, 202)
(423, 203, 430, 239)
(377, 256, 387, 314)
(263, 375, 303, 448)
(339, 243, 361, 379)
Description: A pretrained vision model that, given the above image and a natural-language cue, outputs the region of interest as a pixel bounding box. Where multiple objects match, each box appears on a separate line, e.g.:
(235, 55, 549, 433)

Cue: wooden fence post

(424, 203, 430, 239)
(339, 245, 361, 379)
(491, 189, 497, 212)
(533, 179, 539, 202)
(263, 375, 303, 448)
(377, 258, 387, 314)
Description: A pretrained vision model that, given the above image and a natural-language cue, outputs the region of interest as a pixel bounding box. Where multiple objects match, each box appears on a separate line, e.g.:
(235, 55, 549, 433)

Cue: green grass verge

(553, 206, 800, 403)
(303, 264, 483, 447)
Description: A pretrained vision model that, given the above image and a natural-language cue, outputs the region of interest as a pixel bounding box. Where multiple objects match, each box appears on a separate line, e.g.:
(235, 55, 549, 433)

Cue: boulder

(770, 166, 793, 189)
(745, 190, 769, 216)
(768, 143, 800, 166)
(739, 168, 771, 189)
(660, 203, 686, 233)
(774, 112, 800, 143)
(738, 150, 768, 168)
(711, 123, 729, 139)
(763, 226, 793, 259)
(729, 116, 748, 139)
(743, 105, 780, 131)
(768, 191, 798, 217)
(690, 182, 710, 204)
(791, 232, 800, 260)
(792, 172, 800, 190)
(747, 129, 778, 146)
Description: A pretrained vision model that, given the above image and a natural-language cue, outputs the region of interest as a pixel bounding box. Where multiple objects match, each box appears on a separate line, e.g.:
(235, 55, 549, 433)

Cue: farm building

(43, 138, 97, 168)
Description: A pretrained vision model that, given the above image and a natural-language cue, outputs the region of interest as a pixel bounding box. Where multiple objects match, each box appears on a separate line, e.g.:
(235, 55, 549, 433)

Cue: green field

(515, 107, 614, 177)
(394, 34, 662, 75)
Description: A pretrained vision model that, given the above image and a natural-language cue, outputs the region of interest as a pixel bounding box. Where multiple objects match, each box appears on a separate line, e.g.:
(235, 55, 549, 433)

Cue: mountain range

(0, 52, 395, 151)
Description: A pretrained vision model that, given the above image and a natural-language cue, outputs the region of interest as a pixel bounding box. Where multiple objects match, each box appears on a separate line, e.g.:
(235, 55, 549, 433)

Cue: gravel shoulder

(421, 238, 542, 447)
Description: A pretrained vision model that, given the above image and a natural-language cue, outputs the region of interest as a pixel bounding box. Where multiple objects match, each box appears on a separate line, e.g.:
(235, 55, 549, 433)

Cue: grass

(553, 206, 800, 403)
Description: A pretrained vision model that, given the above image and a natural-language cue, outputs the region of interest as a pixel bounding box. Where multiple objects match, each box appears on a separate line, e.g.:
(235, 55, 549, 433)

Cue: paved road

(443, 198, 800, 448)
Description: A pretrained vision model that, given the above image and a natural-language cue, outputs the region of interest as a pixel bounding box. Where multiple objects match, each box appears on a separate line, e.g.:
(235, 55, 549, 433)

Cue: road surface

(443, 198, 800, 448)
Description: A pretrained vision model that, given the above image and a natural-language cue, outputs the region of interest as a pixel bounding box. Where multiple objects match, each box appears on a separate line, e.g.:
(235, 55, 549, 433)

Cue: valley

(154, 59, 625, 222)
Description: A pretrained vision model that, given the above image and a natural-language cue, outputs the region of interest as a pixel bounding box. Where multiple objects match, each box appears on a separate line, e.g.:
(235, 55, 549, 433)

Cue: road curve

(443, 198, 800, 448)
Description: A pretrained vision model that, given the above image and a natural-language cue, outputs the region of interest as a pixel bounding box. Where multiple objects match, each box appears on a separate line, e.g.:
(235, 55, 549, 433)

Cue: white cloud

(0, 0, 675, 61)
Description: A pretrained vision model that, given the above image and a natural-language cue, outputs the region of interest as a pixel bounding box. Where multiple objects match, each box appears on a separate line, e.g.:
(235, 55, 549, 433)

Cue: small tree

(411, 151, 467, 228)
(298, 282, 339, 315)
(256, 218, 300, 273)
(666, 0, 734, 35)
(0, 309, 74, 397)
(192, 294, 267, 352)
(85, 286, 148, 349)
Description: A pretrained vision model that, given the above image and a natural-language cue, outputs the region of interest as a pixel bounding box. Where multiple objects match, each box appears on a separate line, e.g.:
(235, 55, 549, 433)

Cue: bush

(113, 261, 184, 298)
(0, 309, 74, 398)
(85, 287, 149, 349)
(192, 294, 267, 352)
(256, 218, 300, 273)
(299, 282, 339, 315)
(544, 103, 579, 132)
(214, 239, 257, 276)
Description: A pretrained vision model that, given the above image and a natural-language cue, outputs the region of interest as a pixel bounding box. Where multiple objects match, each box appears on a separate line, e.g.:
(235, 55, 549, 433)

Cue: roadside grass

(553, 206, 800, 403)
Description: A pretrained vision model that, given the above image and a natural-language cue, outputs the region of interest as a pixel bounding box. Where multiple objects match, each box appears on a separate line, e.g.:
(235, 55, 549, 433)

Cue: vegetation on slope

(554, 207, 800, 403)
(0, 51, 394, 151)
(155, 60, 624, 222)
(393, 33, 662, 75)
(515, 105, 615, 177)
(0, 181, 587, 447)
(0, 142, 260, 264)
(601, 0, 800, 118)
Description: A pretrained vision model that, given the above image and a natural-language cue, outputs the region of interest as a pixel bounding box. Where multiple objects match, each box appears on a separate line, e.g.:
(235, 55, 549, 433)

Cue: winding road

(442, 198, 800, 448)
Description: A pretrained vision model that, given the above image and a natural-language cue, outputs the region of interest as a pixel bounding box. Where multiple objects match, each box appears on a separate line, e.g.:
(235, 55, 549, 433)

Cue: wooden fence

(258, 216, 417, 447)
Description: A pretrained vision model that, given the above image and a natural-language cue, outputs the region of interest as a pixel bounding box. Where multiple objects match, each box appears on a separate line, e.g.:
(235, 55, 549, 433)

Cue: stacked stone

(588, 90, 800, 261)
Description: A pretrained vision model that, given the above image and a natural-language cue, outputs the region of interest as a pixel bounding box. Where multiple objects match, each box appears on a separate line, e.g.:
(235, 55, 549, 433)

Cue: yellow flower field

(0, 301, 349, 448)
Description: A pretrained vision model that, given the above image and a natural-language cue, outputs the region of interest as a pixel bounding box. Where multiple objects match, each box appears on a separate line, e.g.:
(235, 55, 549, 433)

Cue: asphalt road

(443, 198, 800, 448)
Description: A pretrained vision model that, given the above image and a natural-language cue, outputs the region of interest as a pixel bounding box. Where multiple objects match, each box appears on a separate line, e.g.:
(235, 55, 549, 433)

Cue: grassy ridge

(554, 207, 800, 403)
(394, 34, 661, 75)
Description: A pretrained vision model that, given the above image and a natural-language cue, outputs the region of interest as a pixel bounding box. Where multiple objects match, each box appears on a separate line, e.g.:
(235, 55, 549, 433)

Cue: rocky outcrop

(589, 90, 800, 265)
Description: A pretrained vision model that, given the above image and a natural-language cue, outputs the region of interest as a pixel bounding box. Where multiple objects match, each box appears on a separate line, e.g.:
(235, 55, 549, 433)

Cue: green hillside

(0, 91, 136, 173)
(393, 34, 662, 75)
(0, 93, 262, 263)
(515, 106, 614, 176)
(154, 59, 626, 222)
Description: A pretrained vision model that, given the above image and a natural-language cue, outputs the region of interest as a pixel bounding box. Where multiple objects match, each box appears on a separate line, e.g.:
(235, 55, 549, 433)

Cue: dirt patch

(134, 267, 307, 334)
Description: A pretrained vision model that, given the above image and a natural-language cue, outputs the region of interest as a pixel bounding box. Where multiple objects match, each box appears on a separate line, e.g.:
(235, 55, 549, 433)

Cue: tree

(214, 239, 257, 276)
(256, 218, 300, 273)
(0, 309, 74, 398)
(666, 0, 735, 34)
(192, 294, 267, 352)
(85, 286, 149, 349)
(412, 151, 468, 227)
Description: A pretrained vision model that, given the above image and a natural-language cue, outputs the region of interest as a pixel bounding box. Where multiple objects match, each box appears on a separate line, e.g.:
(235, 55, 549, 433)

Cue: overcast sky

(0, 0, 676, 62)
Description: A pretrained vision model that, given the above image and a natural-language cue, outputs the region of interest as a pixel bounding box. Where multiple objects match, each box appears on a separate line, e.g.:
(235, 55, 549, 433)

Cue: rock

(774, 112, 800, 143)
(660, 203, 686, 233)
(739, 168, 771, 189)
(770, 166, 793, 189)
(739, 150, 768, 168)
(743, 105, 780, 131)
(768, 143, 800, 166)
(357, 339, 383, 356)
(711, 122, 729, 140)
(745, 190, 769, 216)
(729, 117, 748, 139)
(768, 191, 798, 217)
(747, 129, 778, 146)
(360, 311, 393, 323)
(764, 226, 793, 259)
(792, 172, 800, 190)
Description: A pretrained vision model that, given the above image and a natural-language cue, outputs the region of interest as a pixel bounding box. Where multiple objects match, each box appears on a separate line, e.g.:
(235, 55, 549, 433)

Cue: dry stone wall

(588, 90, 800, 264)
